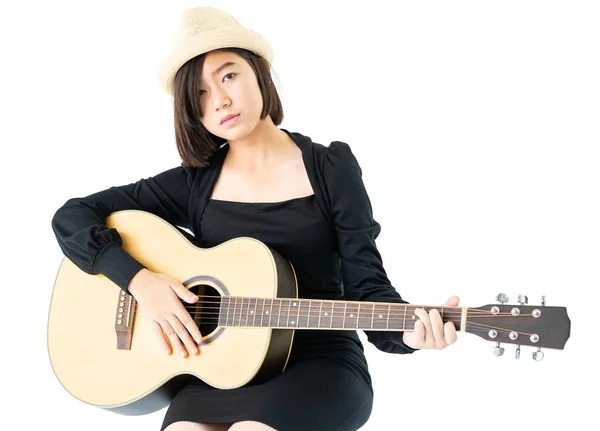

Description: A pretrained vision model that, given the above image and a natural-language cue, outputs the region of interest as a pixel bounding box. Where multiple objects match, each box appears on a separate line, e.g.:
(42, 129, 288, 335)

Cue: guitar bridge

(114, 289, 136, 350)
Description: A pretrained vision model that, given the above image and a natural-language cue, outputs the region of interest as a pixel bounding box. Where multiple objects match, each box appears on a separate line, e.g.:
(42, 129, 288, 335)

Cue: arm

(322, 141, 417, 354)
(51, 165, 196, 292)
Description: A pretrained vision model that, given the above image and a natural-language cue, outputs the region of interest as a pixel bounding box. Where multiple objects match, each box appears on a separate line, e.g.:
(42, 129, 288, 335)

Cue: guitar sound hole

(184, 284, 222, 336)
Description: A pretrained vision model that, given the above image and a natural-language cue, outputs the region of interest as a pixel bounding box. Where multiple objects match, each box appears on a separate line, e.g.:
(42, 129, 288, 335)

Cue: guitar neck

(218, 296, 464, 332)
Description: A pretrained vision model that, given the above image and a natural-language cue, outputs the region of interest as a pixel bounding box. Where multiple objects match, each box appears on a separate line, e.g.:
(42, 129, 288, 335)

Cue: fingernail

(180, 350, 187, 357)
(165, 349, 170, 355)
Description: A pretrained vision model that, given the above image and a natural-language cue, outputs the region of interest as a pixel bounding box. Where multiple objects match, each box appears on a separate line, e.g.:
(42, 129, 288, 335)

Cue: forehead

(200, 50, 243, 81)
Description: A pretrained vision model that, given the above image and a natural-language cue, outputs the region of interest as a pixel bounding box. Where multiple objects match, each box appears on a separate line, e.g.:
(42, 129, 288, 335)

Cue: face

(198, 50, 264, 141)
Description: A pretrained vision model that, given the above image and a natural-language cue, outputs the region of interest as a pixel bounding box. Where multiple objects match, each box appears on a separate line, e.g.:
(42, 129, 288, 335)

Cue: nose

(211, 88, 231, 111)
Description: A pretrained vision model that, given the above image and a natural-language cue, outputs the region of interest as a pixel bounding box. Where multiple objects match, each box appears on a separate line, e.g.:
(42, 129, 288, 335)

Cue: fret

(356, 303, 361, 329)
(318, 301, 323, 328)
(372, 303, 389, 330)
(358, 303, 373, 329)
(343, 302, 347, 329)
(239, 297, 246, 327)
(307, 301, 312, 328)
(307, 300, 320, 328)
(403, 304, 407, 330)
(295, 299, 301, 327)
(277, 298, 282, 328)
(240, 296, 247, 327)
(225, 296, 233, 327)
(250, 297, 257, 328)
(219, 296, 230, 326)
(387, 304, 391, 330)
(270, 298, 281, 328)
(258, 298, 265, 328)
(298, 299, 311, 328)
(332, 301, 346, 330)
(243, 297, 250, 328)
(237, 297, 245, 328)
(287, 299, 292, 328)
(227, 296, 232, 327)
(265, 298, 274, 328)
(345, 302, 359, 329)
(232, 297, 240, 327)
(321, 301, 334, 329)
(385, 303, 403, 331)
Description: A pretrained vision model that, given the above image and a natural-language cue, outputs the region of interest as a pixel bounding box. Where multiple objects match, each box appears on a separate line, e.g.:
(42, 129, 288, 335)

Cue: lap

(161, 358, 373, 431)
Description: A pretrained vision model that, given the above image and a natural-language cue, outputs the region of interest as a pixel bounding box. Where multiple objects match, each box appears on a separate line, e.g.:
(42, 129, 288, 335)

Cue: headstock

(467, 293, 570, 360)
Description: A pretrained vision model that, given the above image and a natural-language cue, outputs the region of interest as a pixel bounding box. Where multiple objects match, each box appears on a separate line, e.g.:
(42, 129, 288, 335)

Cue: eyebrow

(200, 62, 237, 84)
(212, 61, 236, 76)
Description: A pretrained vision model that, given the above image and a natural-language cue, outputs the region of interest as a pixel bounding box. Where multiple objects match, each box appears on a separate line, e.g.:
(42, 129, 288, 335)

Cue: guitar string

(177, 304, 532, 320)
(168, 295, 522, 316)
(180, 307, 533, 320)
(168, 294, 535, 316)
(169, 306, 538, 336)
(136, 313, 536, 338)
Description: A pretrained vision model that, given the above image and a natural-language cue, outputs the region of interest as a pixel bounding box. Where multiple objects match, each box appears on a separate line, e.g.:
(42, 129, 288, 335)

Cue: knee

(228, 421, 278, 431)
(164, 421, 232, 431)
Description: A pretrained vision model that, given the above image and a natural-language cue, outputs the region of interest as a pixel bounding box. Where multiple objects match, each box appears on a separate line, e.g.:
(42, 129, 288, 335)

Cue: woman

(51, 7, 459, 431)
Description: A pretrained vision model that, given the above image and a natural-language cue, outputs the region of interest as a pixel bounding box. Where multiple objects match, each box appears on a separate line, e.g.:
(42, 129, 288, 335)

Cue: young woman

(51, 7, 459, 431)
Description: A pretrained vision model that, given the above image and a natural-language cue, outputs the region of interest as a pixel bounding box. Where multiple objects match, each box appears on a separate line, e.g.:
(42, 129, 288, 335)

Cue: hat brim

(158, 27, 274, 95)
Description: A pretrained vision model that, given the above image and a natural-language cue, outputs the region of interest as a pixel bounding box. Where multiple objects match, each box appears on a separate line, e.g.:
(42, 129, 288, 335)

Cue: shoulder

(286, 129, 361, 177)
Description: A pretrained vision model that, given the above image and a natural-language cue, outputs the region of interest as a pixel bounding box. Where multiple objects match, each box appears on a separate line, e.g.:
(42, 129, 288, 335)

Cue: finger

(178, 310, 203, 348)
(412, 319, 425, 347)
(444, 296, 460, 306)
(171, 282, 198, 304)
(444, 321, 458, 345)
(161, 319, 187, 357)
(429, 309, 448, 350)
(415, 308, 434, 348)
(150, 321, 172, 355)
(168, 315, 199, 356)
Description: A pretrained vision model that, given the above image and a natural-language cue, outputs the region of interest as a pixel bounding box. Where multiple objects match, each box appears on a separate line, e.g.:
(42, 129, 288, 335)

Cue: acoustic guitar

(47, 210, 571, 415)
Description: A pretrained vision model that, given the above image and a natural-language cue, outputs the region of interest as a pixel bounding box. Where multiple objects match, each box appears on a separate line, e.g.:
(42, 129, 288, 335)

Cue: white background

(2, 0, 598, 430)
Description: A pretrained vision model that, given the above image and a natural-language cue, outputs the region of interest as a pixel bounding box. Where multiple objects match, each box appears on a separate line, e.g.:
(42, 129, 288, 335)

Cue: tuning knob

(515, 345, 521, 359)
(541, 295, 546, 306)
(517, 294, 528, 305)
(493, 342, 505, 357)
(495, 293, 509, 304)
(533, 347, 544, 361)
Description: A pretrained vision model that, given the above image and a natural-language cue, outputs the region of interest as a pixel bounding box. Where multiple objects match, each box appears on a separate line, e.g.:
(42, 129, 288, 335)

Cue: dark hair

(173, 47, 284, 167)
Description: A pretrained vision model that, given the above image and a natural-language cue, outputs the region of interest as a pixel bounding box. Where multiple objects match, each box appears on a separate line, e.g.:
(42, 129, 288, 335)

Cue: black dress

(162, 195, 373, 430)
(51, 128, 417, 431)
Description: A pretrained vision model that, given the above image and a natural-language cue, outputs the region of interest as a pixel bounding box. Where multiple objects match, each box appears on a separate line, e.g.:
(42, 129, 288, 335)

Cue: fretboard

(218, 296, 463, 331)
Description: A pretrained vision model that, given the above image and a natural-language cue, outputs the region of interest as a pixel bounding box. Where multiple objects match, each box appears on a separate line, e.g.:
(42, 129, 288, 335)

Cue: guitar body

(47, 210, 298, 414)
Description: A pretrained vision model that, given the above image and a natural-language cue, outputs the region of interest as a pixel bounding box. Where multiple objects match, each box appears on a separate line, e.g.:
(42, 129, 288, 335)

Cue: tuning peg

(493, 342, 505, 357)
(541, 295, 546, 306)
(532, 347, 544, 361)
(495, 293, 509, 304)
(517, 294, 528, 305)
(515, 345, 521, 359)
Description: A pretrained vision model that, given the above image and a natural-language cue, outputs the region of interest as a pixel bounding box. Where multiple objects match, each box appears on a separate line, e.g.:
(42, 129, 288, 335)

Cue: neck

(218, 296, 465, 332)
(226, 120, 292, 168)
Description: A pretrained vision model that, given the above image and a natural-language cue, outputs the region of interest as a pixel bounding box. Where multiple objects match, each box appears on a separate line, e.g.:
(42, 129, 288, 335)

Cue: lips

(220, 114, 239, 125)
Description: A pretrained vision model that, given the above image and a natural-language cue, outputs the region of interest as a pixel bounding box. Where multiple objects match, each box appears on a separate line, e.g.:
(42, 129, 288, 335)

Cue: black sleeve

(322, 141, 417, 354)
(51, 166, 195, 292)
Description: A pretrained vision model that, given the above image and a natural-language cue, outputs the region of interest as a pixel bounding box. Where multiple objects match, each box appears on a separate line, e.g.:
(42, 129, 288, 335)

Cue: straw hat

(158, 7, 274, 96)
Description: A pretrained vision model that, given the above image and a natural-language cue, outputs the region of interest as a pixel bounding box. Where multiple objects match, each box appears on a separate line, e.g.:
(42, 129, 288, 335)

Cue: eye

(199, 73, 236, 95)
